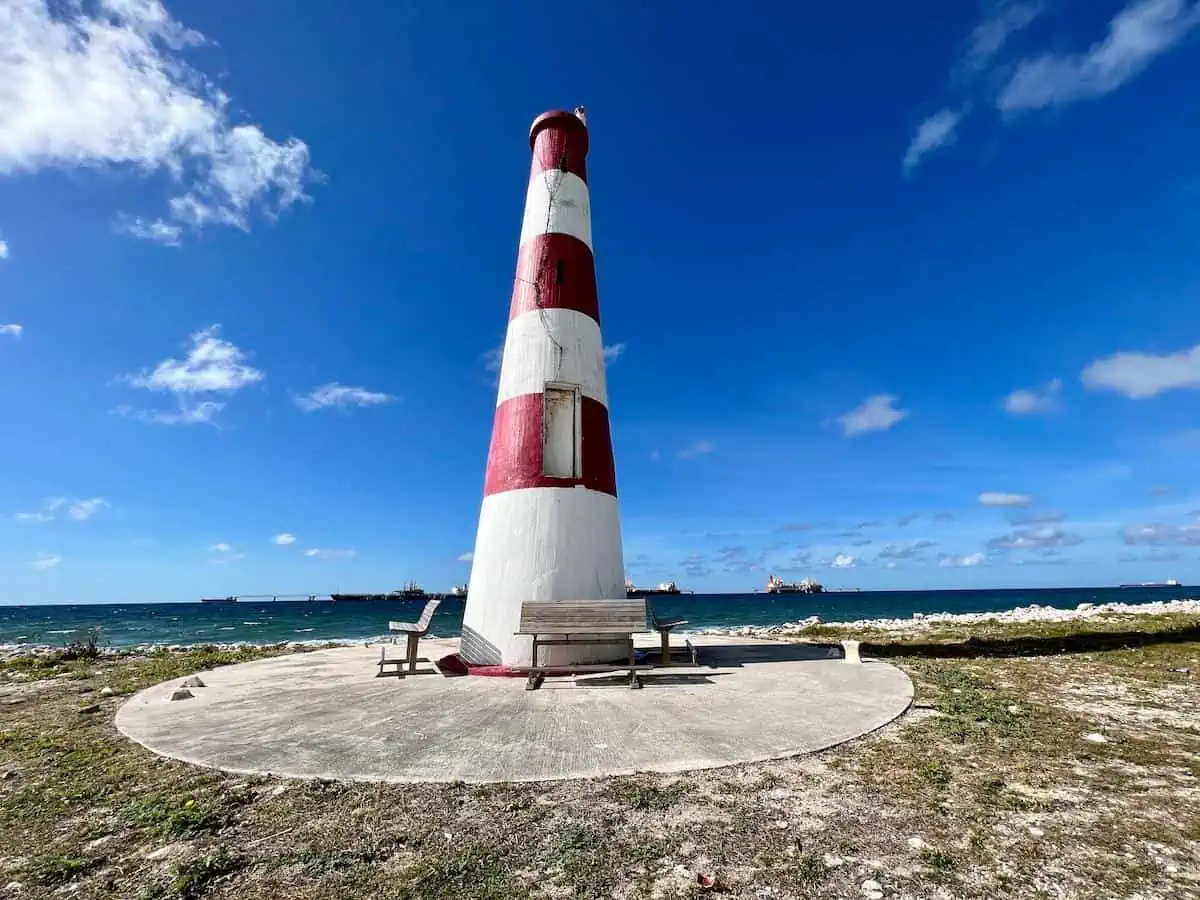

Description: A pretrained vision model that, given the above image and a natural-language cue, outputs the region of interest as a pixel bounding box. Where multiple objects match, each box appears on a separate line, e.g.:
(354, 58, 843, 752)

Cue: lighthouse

(460, 108, 625, 668)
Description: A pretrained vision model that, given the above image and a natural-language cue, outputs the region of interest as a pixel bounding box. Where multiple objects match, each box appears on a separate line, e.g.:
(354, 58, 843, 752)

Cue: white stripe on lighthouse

(495, 308, 609, 408)
(463, 486, 626, 667)
(518, 170, 592, 250)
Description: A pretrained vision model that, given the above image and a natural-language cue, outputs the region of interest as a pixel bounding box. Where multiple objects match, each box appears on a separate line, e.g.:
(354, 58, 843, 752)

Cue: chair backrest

(518, 599, 647, 634)
(416, 597, 441, 630)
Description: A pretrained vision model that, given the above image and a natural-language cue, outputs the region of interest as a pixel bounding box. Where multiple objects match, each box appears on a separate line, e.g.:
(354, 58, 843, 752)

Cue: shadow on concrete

(851, 624, 1200, 660)
(567, 672, 727, 689)
(678, 642, 842, 668)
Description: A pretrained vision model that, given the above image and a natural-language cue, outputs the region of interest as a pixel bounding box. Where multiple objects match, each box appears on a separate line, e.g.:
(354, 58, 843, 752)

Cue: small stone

(180, 676, 206, 688)
(822, 853, 844, 868)
(169, 688, 194, 701)
(907, 836, 927, 850)
(4, 882, 22, 892)
(2, 770, 16, 781)
(1006, 705, 1021, 714)
(1084, 732, 1109, 744)
(1028, 827, 1045, 838)
(99, 687, 115, 697)
(861, 879, 884, 899)
(78, 704, 101, 714)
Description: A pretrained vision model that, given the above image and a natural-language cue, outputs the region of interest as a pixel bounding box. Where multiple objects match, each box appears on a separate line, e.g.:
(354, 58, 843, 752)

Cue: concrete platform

(115, 636, 913, 784)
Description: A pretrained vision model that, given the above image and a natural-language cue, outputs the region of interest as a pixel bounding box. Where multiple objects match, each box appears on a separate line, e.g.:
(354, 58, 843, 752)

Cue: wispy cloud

(1012, 510, 1065, 525)
(877, 540, 938, 560)
(986, 526, 1083, 550)
(457, 551, 474, 562)
(207, 541, 244, 564)
(903, 108, 964, 174)
(0, 324, 22, 338)
(15, 496, 107, 523)
(67, 498, 108, 521)
(837, 394, 910, 437)
(678, 440, 716, 459)
(830, 553, 860, 569)
(28, 552, 62, 570)
(0, 0, 315, 242)
(0, 238, 8, 259)
(294, 383, 397, 412)
(118, 325, 261, 425)
(904, 0, 1196, 169)
(1003, 378, 1062, 414)
(1082, 343, 1200, 398)
(1121, 522, 1200, 545)
(998, 0, 1200, 113)
(602, 343, 626, 363)
(273, 532, 296, 546)
(304, 548, 357, 560)
(978, 491, 1033, 507)
(939, 552, 987, 568)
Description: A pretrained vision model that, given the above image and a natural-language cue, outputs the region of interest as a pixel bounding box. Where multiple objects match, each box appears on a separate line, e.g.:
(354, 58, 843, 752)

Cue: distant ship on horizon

(330, 581, 432, 602)
(1118, 578, 1182, 589)
(765, 574, 824, 594)
(625, 579, 689, 597)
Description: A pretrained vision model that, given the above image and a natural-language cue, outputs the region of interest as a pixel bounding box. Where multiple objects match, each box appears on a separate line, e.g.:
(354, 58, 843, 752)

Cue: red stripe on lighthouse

(530, 111, 588, 183)
(483, 393, 617, 497)
(508, 234, 600, 324)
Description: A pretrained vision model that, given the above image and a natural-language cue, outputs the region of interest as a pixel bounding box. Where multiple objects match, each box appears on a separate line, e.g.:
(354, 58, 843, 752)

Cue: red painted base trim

(483, 393, 617, 497)
(509, 233, 598, 324)
(436, 653, 635, 679)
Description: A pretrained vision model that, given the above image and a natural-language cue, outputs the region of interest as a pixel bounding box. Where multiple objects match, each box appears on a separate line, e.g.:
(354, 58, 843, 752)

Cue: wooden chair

(380, 597, 441, 676)
(649, 603, 696, 666)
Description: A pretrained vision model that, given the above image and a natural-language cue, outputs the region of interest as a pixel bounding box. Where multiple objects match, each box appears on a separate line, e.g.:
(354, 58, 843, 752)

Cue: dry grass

(1, 621, 1197, 898)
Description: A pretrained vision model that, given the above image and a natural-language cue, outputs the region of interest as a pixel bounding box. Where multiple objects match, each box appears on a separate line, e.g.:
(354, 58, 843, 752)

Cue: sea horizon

(2, 584, 1194, 649)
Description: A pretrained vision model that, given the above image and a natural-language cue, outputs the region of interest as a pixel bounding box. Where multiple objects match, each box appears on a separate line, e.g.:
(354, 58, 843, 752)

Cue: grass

(1, 615, 1197, 899)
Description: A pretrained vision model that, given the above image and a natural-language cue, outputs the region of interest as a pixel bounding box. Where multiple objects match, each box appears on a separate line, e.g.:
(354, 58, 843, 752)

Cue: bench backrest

(518, 599, 647, 635)
(415, 597, 441, 630)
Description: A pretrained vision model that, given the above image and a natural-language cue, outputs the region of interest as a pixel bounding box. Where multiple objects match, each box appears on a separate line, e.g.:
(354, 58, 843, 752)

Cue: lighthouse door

(543, 387, 578, 478)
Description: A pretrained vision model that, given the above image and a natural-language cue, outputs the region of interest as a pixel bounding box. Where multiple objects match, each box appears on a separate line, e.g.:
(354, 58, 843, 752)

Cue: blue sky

(2, 0, 1200, 603)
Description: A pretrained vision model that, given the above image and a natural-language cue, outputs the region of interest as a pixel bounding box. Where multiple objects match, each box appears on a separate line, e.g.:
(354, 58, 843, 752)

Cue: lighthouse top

(528, 108, 589, 152)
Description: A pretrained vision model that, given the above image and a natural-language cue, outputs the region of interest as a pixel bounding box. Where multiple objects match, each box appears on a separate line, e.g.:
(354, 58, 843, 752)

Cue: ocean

(0, 585, 1194, 648)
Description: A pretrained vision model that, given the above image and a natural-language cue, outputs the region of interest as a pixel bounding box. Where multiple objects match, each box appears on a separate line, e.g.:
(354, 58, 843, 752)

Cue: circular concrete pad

(116, 637, 912, 783)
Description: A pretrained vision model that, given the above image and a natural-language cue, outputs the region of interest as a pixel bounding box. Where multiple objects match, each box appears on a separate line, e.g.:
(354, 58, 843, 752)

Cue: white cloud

(877, 540, 938, 560)
(67, 497, 108, 521)
(987, 526, 1083, 550)
(16, 496, 106, 522)
(903, 108, 963, 174)
(0, 324, 22, 338)
(119, 325, 260, 424)
(1003, 377, 1062, 414)
(1082, 343, 1200, 398)
(1121, 522, 1200, 545)
(830, 553, 859, 569)
(0, 0, 315, 242)
(304, 548, 357, 560)
(120, 217, 183, 246)
(207, 541, 243, 563)
(678, 440, 716, 459)
(0, 238, 8, 259)
(273, 532, 296, 546)
(837, 394, 910, 437)
(602, 343, 626, 363)
(939, 552, 987, 568)
(978, 491, 1033, 507)
(457, 551, 474, 562)
(998, 0, 1200, 113)
(208, 542, 233, 553)
(961, 1, 1046, 75)
(294, 383, 396, 412)
(28, 552, 62, 570)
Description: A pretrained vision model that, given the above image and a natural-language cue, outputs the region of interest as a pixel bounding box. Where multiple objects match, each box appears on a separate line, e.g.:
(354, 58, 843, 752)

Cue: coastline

(1, 596, 1196, 654)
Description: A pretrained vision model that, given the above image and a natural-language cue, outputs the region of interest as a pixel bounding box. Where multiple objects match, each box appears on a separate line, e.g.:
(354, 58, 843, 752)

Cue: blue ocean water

(0, 585, 1194, 648)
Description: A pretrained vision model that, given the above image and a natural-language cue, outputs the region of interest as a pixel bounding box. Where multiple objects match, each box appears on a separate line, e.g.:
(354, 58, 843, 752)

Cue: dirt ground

(1, 617, 1198, 899)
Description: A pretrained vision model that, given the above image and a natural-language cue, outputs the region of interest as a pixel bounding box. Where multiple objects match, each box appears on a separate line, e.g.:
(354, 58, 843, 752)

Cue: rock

(1084, 732, 1109, 744)
(99, 687, 115, 697)
(907, 837, 927, 850)
(1077, 602, 1094, 611)
(169, 688, 194, 701)
(861, 879, 884, 899)
(78, 704, 101, 715)
(2, 770, 17, 780)
(180, 676, 206, 688)
(822, 853, 844, 868)
(4, 882, 22, 892)
(1028, 827, 1045, 838)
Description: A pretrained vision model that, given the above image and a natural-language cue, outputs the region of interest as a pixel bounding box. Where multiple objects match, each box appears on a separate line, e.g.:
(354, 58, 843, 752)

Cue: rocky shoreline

(690, 597, 1200, 638)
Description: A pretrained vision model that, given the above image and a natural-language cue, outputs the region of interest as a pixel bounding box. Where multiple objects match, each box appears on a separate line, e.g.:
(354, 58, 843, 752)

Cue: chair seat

(653, 617, 688, 630)
(388, 622, 420, 633)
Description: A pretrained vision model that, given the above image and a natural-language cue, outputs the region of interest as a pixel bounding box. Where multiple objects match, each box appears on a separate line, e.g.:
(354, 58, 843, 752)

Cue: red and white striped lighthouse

(460, 108, 625, 667)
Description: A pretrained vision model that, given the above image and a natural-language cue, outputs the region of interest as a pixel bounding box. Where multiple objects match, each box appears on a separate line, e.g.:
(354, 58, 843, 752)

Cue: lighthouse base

(462, 486, 626, 668)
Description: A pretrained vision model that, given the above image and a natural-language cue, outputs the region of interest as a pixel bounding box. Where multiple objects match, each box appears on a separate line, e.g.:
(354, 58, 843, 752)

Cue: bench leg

(658, 629, 671, 666)
(406, 634, 419, 673)
(525, 671, 544, 691)
(629, 670, 642, 690)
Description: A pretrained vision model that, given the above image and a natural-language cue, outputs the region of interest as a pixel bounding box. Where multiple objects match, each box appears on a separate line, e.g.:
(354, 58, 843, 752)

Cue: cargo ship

(625, 579, 688, 597)
(1118, 579, 1182, 588)
(200, 596, 238, 603)
(765, 575, 824, 594)
(331, 581, 431, 602)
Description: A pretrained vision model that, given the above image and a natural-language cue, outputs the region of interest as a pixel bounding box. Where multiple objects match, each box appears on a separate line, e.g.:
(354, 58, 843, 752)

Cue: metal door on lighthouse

(543, 386, 579, 478)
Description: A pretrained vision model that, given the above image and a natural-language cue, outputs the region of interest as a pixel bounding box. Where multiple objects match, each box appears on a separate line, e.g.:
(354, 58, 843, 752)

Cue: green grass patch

(31, 853, 92, 885)
(605, 779, 687, 811)
(171, 847, 244, 899)
(126, 793, 227, 839)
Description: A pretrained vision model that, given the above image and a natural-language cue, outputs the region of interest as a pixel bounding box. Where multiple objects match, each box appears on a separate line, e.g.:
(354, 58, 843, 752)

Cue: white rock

(4, 882, 22, 892)
(99, 686, 115, 697)
(1084, 732, 1109, 744)
(861, 879, 884, 899)
(907, 836, 927, 850)
(1028, 827, 1044, 838)
(822, 853, 844, 868)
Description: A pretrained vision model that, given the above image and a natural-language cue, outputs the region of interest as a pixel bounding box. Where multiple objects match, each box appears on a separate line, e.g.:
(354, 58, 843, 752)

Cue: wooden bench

(379, 597, 441, 676)
(648, 602, 697, 666)
(516, 599, 652, 690)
